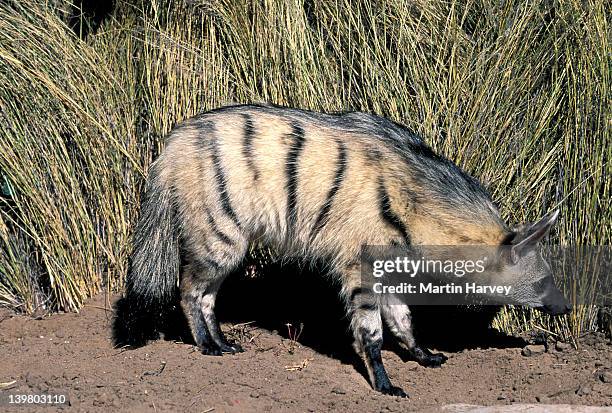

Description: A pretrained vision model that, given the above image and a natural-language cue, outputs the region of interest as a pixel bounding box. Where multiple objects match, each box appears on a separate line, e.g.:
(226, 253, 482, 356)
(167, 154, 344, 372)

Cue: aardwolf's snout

(537, 286, 572, 315)
(539, 302, 573, 316)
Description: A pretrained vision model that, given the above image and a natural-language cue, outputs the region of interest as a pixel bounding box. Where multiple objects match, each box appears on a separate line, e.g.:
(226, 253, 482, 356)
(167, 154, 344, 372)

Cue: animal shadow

(163, 261, 527, 365)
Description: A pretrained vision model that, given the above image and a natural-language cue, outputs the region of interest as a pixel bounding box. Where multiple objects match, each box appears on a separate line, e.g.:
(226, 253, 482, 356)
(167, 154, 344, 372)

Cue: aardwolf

(113, 104, 571, 397)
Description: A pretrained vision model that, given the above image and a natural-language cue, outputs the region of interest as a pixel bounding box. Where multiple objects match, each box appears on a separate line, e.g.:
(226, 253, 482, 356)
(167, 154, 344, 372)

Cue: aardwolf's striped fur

(113, 104, 566, 397)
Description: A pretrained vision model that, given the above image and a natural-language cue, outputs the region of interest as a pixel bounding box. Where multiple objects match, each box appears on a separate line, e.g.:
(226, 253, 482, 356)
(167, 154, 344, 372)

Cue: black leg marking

(210, 132, 242, 229)
(201, 257, 220, 271)
(242, 114, 260, 181)
(310, 140, 347, 241)
(358, 303, 378, 311)
(285, 123, 306, 235)
(408, 345, 447, 367)
(350, 287, 367, 302)
(364, 339, 408, 397)
(351, 287, 378, 311)
(378, 177, 411, 245)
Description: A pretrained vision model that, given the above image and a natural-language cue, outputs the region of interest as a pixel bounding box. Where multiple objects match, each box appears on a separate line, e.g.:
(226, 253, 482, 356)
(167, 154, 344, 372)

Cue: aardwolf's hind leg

(200, 276, 244, 354)
(181, 239, 248, 355)
(181, 281, 221, 355)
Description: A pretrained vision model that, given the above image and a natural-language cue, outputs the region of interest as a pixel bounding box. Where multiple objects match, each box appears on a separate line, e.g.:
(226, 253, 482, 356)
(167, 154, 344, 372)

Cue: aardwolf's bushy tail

(112, 162, 180, 347)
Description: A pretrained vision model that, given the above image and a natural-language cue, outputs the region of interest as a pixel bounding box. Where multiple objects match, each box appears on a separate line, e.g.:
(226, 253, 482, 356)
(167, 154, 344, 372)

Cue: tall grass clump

(0, 0, 608, 341)
(0, 1, 139, 312)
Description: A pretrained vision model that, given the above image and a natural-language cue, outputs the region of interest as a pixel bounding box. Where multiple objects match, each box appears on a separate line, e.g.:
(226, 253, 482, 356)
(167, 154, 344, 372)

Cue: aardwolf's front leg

(342, 265, 408, 397)
(381, 296, 447, 367)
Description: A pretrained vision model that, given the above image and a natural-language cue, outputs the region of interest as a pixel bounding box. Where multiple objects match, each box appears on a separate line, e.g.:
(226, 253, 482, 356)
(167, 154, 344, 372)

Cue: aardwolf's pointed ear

(509, 210, 559, 264)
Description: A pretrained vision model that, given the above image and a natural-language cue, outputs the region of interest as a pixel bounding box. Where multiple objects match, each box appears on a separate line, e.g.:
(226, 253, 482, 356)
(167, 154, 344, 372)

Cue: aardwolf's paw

(219, 341, 244, 354)
(409, 346, 448, 367)
(380, 385, 408, 398)
(420, 352, 447, 368)
(198, 343, 222, 356)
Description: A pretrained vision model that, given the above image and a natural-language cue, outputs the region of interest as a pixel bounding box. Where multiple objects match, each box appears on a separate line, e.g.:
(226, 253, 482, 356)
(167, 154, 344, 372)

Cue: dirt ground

(0, 292, 611, 412)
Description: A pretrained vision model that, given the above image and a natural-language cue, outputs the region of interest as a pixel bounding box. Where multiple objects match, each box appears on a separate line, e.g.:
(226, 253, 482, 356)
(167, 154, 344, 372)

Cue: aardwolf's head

(499, 210, 572, 315)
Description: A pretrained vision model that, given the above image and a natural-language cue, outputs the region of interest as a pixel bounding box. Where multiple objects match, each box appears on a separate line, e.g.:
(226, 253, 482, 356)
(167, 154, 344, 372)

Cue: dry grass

(0, 0, 609, 340)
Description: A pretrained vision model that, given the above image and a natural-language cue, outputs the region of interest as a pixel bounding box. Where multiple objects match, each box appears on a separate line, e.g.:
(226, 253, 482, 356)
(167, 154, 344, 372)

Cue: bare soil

(1, 290, 611, 412)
